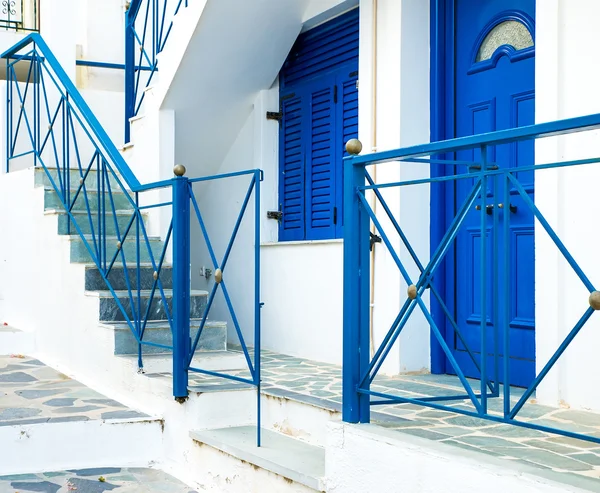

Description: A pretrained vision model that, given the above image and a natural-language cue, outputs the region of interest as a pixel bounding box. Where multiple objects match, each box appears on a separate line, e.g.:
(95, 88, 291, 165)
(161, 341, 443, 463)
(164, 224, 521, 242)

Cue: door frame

(430, 0, 456, 374)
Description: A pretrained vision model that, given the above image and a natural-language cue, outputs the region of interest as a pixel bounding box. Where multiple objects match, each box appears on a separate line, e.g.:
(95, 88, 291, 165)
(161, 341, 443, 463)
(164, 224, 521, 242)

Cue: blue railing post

(172, 164, 190, 399)
(124, 3, 138, 143)
(342, 139, 370, 424)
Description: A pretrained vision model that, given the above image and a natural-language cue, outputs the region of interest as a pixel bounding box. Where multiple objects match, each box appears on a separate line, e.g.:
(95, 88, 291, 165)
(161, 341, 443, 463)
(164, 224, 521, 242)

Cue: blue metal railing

(3, 35, 262, 431)
(124, 0, 189, 142)
(342, 115, 600, 444)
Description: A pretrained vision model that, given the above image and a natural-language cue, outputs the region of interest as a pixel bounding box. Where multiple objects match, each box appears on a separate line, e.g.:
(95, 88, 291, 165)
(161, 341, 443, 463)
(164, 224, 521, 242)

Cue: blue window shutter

(279, 92, 305, 241)
(278, 7, 359, 242)
(336, 71, 359, 238)
(306, 82, 336, 240)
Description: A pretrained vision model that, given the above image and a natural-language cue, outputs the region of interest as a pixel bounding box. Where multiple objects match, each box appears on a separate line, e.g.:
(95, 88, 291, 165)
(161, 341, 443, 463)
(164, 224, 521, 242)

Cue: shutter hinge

(333, 206, 338, 225)
(266, 111, 282, 123)
(356, 79, 359, 90)
(333, 85, 338, 104)
(267, 210, 283, 223)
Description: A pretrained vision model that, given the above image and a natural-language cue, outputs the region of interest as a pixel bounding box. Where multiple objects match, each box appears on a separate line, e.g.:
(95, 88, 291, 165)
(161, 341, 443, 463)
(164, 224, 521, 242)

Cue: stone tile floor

(0, 355, 148, 425)
(0, 467, 197, 492)
(146, 349, 600, 487)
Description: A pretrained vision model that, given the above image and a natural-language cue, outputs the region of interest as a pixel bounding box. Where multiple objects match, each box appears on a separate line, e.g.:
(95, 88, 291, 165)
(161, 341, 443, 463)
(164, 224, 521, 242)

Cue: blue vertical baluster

(503, 172, 511, 416)
(342, 155, 370, 424)
(33, 50, 38, 168)
(6, 55, 10, 173)
(136, 191, 142, 368)
(102, 158, 107, 271)
(172, 168, 190, 399)
(254, 171, 262, 447)
(492, 171, 499, 395)
(480, 145, 488, 414)
(124, 2, 136, 142)
(66, 101, 71, 235)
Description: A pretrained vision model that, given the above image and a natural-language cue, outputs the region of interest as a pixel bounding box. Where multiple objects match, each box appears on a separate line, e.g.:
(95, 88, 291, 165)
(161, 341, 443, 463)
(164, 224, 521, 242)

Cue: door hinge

(333, 85, 338, 104)
(333, 206, 338, 225)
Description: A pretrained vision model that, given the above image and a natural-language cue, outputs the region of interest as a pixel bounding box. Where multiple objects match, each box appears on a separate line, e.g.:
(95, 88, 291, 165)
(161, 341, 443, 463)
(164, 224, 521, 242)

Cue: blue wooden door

(449, 0, 536, 387)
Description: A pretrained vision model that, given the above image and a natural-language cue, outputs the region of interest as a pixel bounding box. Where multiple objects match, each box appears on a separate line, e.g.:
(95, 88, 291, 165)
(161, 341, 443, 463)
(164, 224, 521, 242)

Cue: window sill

(260, 239, 343, 247)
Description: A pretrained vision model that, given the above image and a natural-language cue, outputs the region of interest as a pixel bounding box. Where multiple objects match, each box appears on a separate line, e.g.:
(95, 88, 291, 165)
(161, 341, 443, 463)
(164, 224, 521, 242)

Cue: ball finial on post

(407, 284, 418, 300)
(589, 291, 600, 310)
(173, 164, 186, 177)
(346, 139, 363, 156)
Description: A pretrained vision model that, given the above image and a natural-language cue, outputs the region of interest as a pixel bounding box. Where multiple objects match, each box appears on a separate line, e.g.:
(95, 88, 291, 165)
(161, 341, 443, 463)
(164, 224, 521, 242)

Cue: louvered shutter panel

(305, 84, 336, 240)
(279, 8, 359, 241)
(279, 92, 305, 241)
(335, 72, 359, 237)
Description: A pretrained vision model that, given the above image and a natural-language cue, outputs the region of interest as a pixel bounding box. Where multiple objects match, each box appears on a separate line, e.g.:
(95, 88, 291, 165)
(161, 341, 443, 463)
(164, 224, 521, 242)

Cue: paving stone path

(147, 349, 600, 485)
(0, 355, 147, 425)
(0, 467, 196, 492)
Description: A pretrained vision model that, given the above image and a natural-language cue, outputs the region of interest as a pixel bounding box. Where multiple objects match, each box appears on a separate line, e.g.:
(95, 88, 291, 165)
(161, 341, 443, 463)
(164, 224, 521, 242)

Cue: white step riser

(0, 418, 163, 476)
(260, 394, 337, 448)
(173, 443, 319, 493)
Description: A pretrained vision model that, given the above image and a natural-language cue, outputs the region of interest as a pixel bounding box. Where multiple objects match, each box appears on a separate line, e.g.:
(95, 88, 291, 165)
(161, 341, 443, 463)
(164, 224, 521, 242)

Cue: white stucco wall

(535, 0, 600, 410)
(75, 0, 125, 92)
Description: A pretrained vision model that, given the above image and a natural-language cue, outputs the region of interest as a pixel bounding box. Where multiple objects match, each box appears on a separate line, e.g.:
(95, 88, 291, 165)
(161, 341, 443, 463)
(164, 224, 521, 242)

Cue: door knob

(498, 203, 517, 213)
(475, 204, 494, 215)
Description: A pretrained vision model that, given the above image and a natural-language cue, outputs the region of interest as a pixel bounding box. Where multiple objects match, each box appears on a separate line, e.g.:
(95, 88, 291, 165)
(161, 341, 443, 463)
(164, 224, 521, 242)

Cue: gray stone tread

(67, 234, 161, 241)
(87, 289, 208, 298)
(45, 209, 141, 216)
(82, 262, 168, 268)
(190, 426, 324, 490)
(100, 320, 226, 329)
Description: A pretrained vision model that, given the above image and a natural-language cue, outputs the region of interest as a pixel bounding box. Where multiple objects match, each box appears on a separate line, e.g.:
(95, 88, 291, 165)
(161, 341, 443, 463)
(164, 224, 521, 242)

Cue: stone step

(48, 210, 145, 236)
(189, 426, 325, 491)
(69, 235, 163, 264)
(85, 265, 173, 291)
(34, 166, 126, 190)
(115, 349, 245, 372)
(87, 289, 208, 322)
(102, 319, 226, 354)
(44, 187, 134, 212)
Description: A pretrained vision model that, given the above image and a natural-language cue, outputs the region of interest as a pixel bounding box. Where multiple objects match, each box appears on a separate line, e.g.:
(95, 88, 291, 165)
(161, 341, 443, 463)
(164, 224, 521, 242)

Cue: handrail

(343, 114, 600, 446)
(2, 33, 141, 190)
(4, 34, 262, 441)
(349, 112, 600, 166)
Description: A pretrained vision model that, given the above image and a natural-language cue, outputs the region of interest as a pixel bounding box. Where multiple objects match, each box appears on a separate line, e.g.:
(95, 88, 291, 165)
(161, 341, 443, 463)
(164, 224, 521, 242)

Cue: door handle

(475, 204, 494, 215)
(498, 203, 517, 213)
(476, 204, 517, 214)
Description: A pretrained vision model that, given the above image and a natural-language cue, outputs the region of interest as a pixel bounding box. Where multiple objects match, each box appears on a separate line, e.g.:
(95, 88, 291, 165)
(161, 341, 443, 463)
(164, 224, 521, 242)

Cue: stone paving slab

(0, 355, 148, 425)
(147, 348, 600, 484)
(0, 467, 197, 492)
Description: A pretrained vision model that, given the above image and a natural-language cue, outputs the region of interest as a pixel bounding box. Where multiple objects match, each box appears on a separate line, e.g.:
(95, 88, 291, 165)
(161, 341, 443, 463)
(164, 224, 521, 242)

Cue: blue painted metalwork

(76, 60, 154, 71)
(124, 0, 189, 141)
(342, 110, 600, 443)
(3, 34, 263, 431)
(172, 174, 190, 397)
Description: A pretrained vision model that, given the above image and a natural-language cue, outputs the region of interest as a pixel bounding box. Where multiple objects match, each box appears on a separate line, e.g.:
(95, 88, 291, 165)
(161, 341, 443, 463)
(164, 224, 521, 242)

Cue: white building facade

(0, 1, 599, 492)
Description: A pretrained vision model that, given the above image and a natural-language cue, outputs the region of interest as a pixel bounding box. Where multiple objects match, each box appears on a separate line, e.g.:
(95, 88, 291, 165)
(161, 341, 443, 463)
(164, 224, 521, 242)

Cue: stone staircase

(36, 166, 227, 360)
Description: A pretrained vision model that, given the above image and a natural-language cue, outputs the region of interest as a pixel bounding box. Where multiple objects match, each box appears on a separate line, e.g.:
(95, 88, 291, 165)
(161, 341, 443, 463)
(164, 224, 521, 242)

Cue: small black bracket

(370, 232, 382, 251)
(267, 210, 283, 222)
(266, 111, 282, 123)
